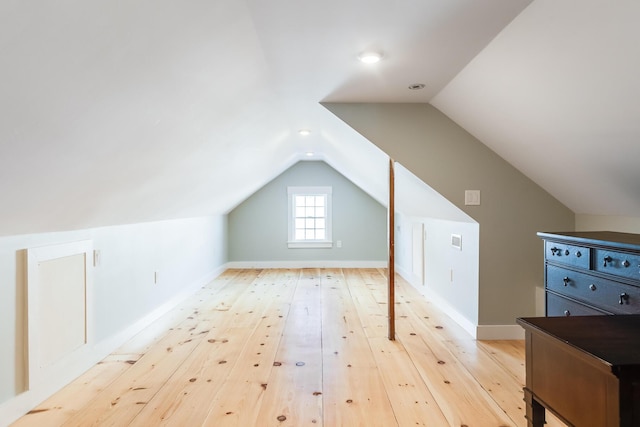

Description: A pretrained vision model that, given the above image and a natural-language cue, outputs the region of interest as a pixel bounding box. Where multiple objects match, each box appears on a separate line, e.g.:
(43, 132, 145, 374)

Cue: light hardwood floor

(11, 268, 563, 426)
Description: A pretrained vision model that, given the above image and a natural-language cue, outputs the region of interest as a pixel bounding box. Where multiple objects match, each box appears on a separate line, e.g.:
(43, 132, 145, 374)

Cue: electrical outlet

(336, 240, 342, 248)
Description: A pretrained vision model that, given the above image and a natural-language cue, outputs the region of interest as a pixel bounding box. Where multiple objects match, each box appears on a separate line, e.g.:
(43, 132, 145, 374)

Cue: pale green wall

(228, 160, 387, 263)
(324, 103, 575, 325)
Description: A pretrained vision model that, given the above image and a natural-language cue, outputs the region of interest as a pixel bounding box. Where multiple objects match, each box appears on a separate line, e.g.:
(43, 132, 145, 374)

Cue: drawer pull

(623, 259, 630, 267)
(619, 292, 629, 305)
(551, 247, 559, 256)
(603, 256, 613, 267)
(576, 251, 582, 258)
(563, 277, 570, 286)
(589, 284, 597, 291)
(564, 310, 571, 316)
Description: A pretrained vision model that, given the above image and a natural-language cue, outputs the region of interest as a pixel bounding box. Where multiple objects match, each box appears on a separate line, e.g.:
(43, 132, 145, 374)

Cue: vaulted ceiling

(1, 0, 638, 237)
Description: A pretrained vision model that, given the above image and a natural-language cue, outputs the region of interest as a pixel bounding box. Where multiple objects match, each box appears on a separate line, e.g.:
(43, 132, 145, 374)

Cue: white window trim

(287, 186, 332, 249)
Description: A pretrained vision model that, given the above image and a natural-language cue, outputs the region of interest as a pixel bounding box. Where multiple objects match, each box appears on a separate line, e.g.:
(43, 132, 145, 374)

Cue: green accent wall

(228, 160, 387, 263)
(324, 102, 575, 325)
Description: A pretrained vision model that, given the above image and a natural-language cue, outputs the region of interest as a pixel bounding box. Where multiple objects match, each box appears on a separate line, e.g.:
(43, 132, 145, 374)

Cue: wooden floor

(11, 268, 563, 427)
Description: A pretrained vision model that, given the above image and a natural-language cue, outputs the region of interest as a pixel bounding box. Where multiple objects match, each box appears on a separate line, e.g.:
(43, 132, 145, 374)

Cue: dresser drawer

(545, 241, 590, 269)
(547, 264, 640, 314)
(593, 248, 640, 281)
(546, 292, 608, 317)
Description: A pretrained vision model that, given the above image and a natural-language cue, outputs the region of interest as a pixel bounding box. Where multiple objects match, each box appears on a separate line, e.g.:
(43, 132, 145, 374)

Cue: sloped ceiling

(3, 0, 636, 237)
(432, 0, 640, 216)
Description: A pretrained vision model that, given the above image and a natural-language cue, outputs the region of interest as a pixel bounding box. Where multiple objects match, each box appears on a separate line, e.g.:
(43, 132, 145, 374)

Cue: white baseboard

(92, 265, 226, 356)
(225, 260, 388, 269)
(395, 266, 477, 339)
(475, 324, 525, 340)
(396, 266, 525, 341)
(0, 265, 225, 427)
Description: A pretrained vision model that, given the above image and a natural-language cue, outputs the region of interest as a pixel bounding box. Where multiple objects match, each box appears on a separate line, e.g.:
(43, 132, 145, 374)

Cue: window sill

(287, 241, 333, 249)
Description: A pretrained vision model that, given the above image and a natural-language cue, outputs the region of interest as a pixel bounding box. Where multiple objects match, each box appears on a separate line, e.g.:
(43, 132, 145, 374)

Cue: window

(287, 186, 332, 248)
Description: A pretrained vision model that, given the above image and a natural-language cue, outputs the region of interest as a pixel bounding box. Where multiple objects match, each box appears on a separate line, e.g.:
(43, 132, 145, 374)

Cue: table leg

(524, 388, 545, 427)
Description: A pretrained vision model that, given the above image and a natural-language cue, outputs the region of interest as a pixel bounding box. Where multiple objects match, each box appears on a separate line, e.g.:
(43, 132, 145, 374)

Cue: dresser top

(517, 315, 640, 368)
(537, 231, 640, 251)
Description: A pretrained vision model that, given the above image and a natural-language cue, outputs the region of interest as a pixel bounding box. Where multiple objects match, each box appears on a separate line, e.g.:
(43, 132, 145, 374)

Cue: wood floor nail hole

(273, 361, 282, 366)
(277, 415, 287, 421)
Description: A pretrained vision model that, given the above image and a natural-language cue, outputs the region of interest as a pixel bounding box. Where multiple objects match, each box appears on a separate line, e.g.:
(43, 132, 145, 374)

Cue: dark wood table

(517, 315, 640, 427)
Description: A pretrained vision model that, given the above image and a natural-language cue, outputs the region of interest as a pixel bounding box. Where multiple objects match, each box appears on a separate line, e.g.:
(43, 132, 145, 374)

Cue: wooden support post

(388, 157, 395, 341)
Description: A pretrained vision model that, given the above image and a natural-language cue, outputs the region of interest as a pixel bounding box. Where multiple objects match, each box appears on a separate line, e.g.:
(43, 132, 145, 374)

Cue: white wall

(396, 213, 479, 336)
(0, 215, 227, 421)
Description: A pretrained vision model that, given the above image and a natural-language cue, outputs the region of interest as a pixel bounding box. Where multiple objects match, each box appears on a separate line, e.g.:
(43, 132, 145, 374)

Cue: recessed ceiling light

(408, 83, 426, 90)
(305, 152, 314, 157)
(298, 129, 311, 136)
(358, 51, 383, 64)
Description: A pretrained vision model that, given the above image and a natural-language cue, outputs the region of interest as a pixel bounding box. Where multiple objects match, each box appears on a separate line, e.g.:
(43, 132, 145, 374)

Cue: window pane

(289, 188, 331, 243)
